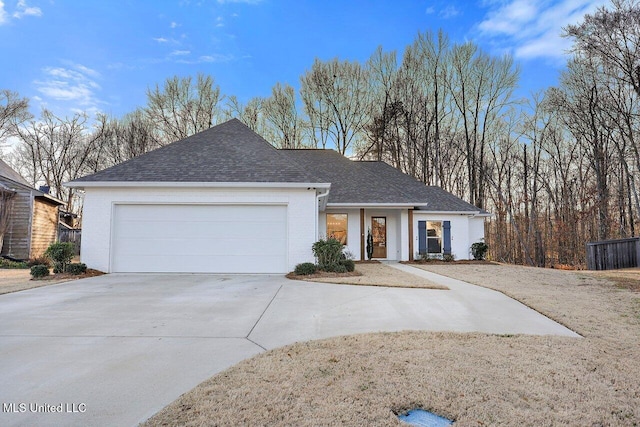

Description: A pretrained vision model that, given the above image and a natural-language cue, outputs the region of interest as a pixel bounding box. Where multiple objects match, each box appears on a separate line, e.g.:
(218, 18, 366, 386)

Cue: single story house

(0, 159, 64, 260)
(66, 119, 489, 273)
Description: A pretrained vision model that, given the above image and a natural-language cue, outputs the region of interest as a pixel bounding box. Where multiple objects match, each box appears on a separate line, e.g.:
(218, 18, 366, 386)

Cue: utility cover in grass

(397, 409, 453, 426)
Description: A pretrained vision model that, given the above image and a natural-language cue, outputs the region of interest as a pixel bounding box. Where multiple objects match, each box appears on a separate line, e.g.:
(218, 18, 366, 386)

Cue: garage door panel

(112, 204, 287, 273)
(113, 237, 287, 257)
(114, 254, 287, 273)
(116, 220, 285, 240)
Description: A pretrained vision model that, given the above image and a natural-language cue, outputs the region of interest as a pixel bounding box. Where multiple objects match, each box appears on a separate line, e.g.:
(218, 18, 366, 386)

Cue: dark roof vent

(39, 185, 50, 194)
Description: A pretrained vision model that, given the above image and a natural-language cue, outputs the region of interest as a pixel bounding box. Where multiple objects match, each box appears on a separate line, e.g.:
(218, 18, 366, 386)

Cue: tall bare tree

(262, 83, 304, 148)
(300, 58, 370, 154)
(13, 110, 104, 212)
(0, 90, 32, 149)
(146, 74, 222, 143)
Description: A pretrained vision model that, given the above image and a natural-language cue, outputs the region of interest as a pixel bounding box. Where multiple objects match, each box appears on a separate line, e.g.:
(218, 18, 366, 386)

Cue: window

(427, 221, 442, 253)
(326, 213, 348, 244)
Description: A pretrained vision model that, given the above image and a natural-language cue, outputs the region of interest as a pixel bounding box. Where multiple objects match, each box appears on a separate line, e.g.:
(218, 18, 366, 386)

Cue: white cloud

(170, 21, 178, 28)
(0, 1, 8, 25)
(477, 0, 608, 60)
(215, 16, 224, 27)
(439, 5, 460, 19)
(425, 6, 435, 15)
(33, 63, 103, 109)
(153, 37, 169, 43)
(12, 0, 41, 19)
(174, 53, 234, 64)
(170, 49, 190, 55)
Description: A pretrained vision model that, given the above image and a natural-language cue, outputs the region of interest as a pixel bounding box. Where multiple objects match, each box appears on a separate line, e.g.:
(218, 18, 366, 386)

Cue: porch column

(360, 208, 365, 261)
(408, 209, 414, 261)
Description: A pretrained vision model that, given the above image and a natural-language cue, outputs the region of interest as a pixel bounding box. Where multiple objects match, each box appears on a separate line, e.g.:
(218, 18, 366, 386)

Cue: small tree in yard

(45, 242, 75, 273)
(366, 228, 374, 260)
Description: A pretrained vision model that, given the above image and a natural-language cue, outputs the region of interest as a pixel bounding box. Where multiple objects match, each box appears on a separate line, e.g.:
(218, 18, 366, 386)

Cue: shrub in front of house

(312, 237, 344, 271)
(0, 258, 29, 269)
(30, 264, 50, 278)
(294, 262, 317, 276)
(443, 253, 456, 262)
(340, 258, 355, 272)
(66, 263, 87, 275)
(471, 241, 489, 260)
(45, 242, 75, 273)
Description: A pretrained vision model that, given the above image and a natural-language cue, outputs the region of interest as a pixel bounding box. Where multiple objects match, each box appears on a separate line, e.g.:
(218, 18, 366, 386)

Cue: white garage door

(111, 204, 287, 273)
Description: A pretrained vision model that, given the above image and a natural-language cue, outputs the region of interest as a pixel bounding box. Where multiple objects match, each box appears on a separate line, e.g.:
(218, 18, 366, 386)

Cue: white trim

(66, 181, 332, 189)
(327, 203, 428, 208)
(416, 210, 490, 217)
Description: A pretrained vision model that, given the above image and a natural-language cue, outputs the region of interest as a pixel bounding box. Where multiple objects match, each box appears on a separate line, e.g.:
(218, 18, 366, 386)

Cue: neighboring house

(0, 159, 64, 260)
(66, 119, 489, 273)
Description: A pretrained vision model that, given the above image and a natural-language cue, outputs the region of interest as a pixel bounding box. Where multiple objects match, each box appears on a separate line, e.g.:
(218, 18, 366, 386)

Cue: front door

(371, 217, 387, 258)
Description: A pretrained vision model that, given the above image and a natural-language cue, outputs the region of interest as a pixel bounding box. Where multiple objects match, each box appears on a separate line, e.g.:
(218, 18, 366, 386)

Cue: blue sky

(0, 0, 608, 119)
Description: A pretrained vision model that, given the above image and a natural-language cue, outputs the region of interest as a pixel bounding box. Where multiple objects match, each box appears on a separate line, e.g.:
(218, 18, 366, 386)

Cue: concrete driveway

(0, 268, 577, 426)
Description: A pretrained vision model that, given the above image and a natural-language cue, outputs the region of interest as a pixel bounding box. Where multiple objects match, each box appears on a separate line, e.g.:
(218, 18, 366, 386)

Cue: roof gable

(71, 119, 320, 184)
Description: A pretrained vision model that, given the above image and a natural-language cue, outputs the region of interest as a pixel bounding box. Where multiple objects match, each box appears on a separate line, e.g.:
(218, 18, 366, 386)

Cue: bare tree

(262, 83, 304, 148)
(13, 110, 104, 212)
(0, 90, 32, 149)
(448, 42, 520, 209)
(146, 74, 222, 143)
(300, 58, 370, 154)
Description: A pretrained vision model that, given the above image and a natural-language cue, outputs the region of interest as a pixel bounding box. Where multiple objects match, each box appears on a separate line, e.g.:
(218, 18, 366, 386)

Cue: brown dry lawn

(145, 264, 640, 426)
(0, 269, 72, 294)
(292, 262, 447, 290)
(0, 268, 104, 295)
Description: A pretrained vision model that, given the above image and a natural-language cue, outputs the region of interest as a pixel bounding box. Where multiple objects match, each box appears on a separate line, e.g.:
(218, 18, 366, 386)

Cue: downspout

(315, 188, 331, 240)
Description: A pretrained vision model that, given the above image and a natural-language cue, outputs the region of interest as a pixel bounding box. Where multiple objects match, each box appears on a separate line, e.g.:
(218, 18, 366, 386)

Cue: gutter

(64, 181, 333, 190)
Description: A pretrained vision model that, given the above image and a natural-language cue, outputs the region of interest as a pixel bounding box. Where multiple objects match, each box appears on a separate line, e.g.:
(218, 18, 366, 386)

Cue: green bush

(312, 238, 344, 271)
(0, 258, 28, 269)
(45, 242, 75, 273)
(471, 241, 489, 260)
(443, 253, 456, 262)
(328, 263, 348, 273)
(294, 262, 317, 275)
(66, 263, 87, 275)
(340, 258, 355, 272)
(30, 264, 50, 278)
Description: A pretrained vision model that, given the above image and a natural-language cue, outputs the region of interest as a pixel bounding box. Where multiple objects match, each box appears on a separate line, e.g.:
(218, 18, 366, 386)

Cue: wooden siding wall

(586, 237, 640, 270)
(0, 184, 31, 259)
(30, 199, 59, 258)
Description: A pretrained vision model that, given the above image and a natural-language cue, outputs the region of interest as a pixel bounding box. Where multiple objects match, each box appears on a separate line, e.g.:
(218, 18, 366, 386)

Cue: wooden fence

(58, 228, 81, 255)
(586, 237, 640, 270)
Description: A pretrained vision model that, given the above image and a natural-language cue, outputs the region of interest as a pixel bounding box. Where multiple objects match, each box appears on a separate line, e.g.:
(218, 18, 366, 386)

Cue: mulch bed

(32, 268, 105, 281)
(286, 271, 362, 280)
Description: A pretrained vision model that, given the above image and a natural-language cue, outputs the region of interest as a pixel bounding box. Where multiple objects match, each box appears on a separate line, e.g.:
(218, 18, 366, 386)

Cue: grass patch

(0, 258, 29, 269)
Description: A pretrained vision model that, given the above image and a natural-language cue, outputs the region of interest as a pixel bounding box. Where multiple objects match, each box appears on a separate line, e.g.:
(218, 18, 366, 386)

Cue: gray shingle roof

(282, 150, 486, 212)
(70, 119, 320, 183)
(357, 161, 488, 213)
(69, 118, 486, 213)
(0, 158, 31, 187)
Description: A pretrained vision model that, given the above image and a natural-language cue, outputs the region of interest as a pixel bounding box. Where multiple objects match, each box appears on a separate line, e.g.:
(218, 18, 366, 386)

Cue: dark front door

(371, 217, 387, 258)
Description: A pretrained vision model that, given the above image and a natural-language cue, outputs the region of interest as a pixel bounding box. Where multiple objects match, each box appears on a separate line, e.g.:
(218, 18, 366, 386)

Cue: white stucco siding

(412, 212, 486, 260)
(80, 186, 317, 273)
(468, 216, 486, 248)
